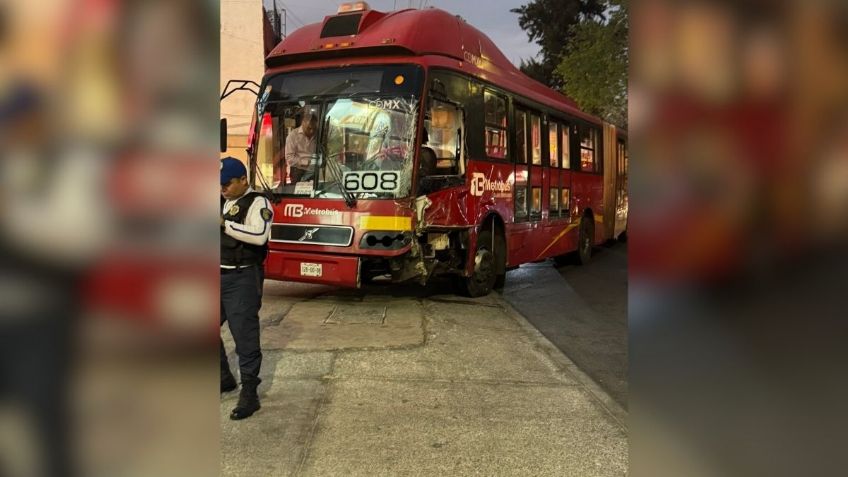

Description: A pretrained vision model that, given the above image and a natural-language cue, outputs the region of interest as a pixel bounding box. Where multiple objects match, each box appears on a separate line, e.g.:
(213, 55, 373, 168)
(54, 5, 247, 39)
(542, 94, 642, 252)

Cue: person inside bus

(419, 128, 437, 175)
(418, 128, 438, 194)
(285, 110, 318, 184)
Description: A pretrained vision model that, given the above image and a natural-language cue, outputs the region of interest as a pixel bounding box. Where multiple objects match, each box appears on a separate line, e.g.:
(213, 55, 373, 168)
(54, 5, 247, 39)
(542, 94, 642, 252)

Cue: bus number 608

(343, 171, 399, 193)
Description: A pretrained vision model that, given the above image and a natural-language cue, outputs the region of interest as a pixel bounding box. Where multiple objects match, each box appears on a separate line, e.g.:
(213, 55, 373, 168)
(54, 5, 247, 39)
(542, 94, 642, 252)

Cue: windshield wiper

(320, 147, 357, 208)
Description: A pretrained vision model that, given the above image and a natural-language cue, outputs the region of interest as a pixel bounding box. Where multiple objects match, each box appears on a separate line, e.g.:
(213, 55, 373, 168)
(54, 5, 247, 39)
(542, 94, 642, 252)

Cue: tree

(511, 0, 606, 89)
(517, 58, 555, 87)
(556, 1, 628, 127)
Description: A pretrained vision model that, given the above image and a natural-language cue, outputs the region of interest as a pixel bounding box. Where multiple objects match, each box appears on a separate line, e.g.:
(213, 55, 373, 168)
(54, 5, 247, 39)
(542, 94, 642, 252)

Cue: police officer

(220, 157, 273, 420)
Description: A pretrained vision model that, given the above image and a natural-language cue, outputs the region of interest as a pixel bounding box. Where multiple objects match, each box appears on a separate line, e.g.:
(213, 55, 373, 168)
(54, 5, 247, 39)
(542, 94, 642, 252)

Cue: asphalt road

(501, 241, 628, 408)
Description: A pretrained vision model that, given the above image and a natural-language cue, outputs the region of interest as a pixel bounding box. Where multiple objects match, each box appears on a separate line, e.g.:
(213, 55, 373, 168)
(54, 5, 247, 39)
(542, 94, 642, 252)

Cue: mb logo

(283, 204, 304, 217)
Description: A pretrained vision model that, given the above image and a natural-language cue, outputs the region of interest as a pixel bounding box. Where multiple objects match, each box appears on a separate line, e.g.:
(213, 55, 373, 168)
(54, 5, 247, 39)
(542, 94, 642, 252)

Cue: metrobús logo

(470, 172, 512, 197)
(282, 204, 341, 218)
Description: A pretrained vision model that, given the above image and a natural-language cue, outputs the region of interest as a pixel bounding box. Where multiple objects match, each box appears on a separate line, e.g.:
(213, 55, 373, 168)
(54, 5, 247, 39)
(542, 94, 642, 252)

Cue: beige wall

(220, 0, 264, 160)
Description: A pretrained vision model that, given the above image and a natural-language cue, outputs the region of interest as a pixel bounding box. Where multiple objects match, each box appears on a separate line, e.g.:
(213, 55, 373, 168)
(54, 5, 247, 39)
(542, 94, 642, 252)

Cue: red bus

(225, 2, 628, 297)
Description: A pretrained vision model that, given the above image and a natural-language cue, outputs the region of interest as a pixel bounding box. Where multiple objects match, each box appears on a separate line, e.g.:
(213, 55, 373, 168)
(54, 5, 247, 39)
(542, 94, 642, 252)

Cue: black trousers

(220, 265, 263, 382)
(289, 167, 308, 184)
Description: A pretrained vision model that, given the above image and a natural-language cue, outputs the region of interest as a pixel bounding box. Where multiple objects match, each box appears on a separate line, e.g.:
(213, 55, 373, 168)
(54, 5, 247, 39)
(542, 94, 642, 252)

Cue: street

(502, 241, 628, 408)
(221, 249, 628, 476)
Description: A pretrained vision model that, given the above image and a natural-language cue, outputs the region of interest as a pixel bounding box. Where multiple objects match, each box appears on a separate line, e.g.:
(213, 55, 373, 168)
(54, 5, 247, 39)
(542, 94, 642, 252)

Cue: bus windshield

(251, 65, 424, 200)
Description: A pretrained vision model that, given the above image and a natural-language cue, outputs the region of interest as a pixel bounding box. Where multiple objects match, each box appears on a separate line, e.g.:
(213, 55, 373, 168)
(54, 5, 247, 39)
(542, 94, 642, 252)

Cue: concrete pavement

(503, 242, 628, 408)
(221, 281, 627, 476)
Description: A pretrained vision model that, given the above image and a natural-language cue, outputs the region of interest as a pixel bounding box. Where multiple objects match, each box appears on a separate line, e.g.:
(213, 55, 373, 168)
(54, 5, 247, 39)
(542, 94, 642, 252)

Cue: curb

(495, 294, 628, 431)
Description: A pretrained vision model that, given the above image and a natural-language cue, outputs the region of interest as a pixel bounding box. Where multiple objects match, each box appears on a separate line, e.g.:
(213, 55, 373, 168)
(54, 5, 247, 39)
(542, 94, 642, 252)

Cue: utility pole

(272, 0, 284, 38)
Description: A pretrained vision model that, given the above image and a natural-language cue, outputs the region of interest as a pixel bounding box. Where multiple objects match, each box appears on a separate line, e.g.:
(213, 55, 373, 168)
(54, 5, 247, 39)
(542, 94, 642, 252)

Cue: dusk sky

(263, 0, 542, 67)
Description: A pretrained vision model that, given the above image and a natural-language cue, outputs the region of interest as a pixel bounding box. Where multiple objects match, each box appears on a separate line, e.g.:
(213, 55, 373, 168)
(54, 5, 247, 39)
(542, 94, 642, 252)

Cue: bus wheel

(578, 217, 594, 265)
(493, 232, 506, 290)
(463, 230, 496, 297)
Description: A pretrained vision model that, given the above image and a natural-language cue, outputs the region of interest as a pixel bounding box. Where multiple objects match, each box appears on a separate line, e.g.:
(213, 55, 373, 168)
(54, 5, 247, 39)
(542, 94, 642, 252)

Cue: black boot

(230, 376, 260, 420)
(221, 360, 237, 394)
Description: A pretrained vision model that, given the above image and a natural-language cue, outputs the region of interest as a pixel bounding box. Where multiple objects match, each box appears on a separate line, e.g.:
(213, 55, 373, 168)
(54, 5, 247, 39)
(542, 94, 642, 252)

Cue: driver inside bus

(285, 110, 318, 184)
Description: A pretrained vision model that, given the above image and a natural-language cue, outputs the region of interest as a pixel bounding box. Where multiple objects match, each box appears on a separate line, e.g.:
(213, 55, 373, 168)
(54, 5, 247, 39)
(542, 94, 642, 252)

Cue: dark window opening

(515, 109, 527, 164)
(580, 126, 599, 173)
(549, 187, 560, 215)
(320, 14, 362, 38)
(531, 186, 542, 216)
(515, 185, 528, 219)
(484, 91, 508, 159)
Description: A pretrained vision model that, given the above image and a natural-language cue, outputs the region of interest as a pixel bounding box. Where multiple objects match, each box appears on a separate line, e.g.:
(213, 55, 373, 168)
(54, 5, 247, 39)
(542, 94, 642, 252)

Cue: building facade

(220, 0, 265, 162)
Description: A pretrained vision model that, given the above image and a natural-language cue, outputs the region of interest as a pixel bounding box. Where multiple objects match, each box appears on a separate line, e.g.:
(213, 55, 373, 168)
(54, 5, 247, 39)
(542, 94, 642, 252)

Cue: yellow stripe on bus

(536, 223, 580, 260)
(359, 216, 413, 231)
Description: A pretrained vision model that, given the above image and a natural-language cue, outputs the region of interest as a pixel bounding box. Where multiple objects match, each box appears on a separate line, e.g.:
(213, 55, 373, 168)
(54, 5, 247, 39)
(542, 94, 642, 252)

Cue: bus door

(512, 106, 544, 263)
(614, 137, 628, 237)
(559, 123, 576, 253)
(541, 118, 573, 259)
(602, 123, 619, 240)
(511, 107, 529, 262)
(528, 110, 544, 238)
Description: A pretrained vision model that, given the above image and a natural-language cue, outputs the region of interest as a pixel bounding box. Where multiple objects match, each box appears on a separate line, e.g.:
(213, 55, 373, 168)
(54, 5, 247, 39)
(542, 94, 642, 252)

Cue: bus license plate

(300, 262, 322, 277)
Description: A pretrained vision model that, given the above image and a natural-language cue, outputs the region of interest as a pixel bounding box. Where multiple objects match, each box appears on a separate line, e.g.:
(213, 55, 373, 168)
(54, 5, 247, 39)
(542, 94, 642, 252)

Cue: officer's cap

(220, 157, 247, 185)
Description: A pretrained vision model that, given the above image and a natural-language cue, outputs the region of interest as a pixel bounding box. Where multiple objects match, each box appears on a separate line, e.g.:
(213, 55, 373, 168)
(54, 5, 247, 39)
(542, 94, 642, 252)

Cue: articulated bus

(223, 2, 628, 297)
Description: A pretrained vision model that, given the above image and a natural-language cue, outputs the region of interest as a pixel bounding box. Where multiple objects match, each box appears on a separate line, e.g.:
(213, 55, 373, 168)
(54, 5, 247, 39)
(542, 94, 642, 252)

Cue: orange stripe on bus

(536, 223, 579, 260)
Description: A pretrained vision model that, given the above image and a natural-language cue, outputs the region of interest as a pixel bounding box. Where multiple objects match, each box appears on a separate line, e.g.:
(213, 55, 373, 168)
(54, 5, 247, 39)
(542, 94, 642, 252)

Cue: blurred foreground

(3, 0, 848, 475)
(630, 1, 848, 476)
(0, 0, 218, 475)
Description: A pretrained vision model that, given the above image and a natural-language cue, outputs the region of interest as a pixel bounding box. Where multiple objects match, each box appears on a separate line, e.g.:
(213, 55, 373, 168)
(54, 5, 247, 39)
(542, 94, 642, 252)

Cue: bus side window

(530, 114, 542, 165)
(426, 100, 463, 175)
(484, 90, 508, 160)
(418, 99, 465, 195)
(562, 122, 571, 169)
(580, 125, 598, 173)
(515, 109, 527, 164)
(549, 122, 559, 168)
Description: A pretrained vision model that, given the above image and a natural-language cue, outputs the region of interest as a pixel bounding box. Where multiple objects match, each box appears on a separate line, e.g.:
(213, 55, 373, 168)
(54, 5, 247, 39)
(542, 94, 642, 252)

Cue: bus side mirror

(220, 118, 228, 152)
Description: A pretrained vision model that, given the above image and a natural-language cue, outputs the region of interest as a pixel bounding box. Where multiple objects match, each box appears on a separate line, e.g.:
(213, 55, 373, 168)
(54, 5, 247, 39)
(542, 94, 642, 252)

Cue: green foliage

(511, 0, 606, 89)
(511, 0, 628, 127)
(556, 1, 628, 127)
(518, 58, 556, 88)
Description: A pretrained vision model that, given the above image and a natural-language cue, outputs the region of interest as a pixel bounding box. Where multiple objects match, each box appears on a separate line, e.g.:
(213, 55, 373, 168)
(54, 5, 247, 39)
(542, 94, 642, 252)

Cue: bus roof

(266, 7, 602, 125)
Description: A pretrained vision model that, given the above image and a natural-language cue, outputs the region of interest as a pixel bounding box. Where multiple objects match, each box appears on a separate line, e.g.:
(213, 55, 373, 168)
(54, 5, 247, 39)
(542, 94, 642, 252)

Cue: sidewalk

(221, 281, 628, 476)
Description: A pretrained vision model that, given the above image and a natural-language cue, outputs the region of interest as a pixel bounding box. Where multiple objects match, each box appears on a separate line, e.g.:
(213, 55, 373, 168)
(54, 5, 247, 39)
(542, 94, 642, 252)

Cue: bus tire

(578, 217, 594, 266)
(493, 231, 506, 290)
(494, 273, 506, 290)
(463, 229, 497, 297)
